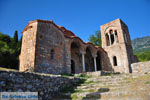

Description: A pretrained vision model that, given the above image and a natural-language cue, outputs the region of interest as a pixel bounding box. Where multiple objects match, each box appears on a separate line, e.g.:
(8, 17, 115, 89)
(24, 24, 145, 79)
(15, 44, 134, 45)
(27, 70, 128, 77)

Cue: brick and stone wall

(131, 61, 150, 73)
(100, 19, 136, 73)
(0, 70, 81, 100)
(19, 22, 38, 72)
(34, 22, 69, 74)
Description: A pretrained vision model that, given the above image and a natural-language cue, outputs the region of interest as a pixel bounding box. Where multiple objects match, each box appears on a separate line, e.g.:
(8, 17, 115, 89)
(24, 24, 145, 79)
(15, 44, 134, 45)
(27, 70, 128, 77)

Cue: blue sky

(0, 0, 150, 41)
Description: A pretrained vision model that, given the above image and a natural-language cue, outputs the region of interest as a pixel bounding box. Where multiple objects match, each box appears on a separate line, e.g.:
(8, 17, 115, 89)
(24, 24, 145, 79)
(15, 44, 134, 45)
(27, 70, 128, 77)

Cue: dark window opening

(110, 34, 114, 44)
(39, 35, 43, 39)
(50, 49, 54, 59)
(115, 30, 118, 36)
(114, 30, 119, 43)
(109, 30, 113, 34)
(113, 56, 117, 66)
(106, 34, 110, 46)
(71, 60, 75, 74)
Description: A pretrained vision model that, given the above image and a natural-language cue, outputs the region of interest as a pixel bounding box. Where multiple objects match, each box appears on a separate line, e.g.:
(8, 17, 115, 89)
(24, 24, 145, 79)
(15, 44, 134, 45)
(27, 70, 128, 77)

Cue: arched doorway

(70, 42, 82, 73)
(96, 51, 102, 71)
(71, 60, 75, 74)
(85, 47, 94, 72)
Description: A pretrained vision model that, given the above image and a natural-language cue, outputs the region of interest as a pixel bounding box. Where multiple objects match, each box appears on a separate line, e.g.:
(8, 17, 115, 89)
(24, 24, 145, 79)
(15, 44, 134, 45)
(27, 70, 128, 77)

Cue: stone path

(53, 73, 150, 100)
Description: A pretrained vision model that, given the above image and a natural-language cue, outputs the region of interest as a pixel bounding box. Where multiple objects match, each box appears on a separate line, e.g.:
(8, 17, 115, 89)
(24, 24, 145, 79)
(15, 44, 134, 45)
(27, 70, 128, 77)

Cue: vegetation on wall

(0, 31, 21, 69)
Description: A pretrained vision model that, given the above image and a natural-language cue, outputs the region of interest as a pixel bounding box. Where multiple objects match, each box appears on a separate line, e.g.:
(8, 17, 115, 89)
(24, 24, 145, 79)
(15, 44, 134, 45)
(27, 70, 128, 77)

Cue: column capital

(80, 51, 86, 55)
(92, 54, 97, 58)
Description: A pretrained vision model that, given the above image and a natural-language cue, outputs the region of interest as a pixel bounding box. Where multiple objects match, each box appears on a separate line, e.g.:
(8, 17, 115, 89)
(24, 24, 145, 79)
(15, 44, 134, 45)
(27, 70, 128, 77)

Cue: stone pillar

(108, 34, 111, 45)
(81, 52, 86, 72)
(94, 57, 97, 71)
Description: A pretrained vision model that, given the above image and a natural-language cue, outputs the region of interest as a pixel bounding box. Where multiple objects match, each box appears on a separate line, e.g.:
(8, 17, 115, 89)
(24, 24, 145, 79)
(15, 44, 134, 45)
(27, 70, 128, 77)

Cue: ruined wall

(0, 70, 80, 100)
(131, 61, 150, 73)
(34, 22, 69, 74)
(19, 22, 38, 72)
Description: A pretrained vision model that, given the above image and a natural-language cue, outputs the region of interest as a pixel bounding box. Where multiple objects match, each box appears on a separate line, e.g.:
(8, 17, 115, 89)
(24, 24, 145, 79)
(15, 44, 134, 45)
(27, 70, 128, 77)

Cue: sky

(0, 0, 150, 42)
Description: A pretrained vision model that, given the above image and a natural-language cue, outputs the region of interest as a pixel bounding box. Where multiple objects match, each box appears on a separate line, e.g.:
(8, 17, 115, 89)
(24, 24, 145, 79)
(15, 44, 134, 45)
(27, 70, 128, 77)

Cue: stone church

(19, 18, 138, 74)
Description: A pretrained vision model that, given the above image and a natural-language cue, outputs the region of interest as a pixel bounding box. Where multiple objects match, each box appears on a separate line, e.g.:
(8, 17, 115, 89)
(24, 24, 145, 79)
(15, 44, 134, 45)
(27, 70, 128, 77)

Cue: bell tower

(101, 18, 136, 73)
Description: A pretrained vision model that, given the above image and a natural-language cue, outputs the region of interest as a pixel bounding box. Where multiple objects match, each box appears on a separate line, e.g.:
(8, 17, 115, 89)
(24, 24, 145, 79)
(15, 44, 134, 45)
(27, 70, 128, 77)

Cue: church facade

(19, 18, 138, 74)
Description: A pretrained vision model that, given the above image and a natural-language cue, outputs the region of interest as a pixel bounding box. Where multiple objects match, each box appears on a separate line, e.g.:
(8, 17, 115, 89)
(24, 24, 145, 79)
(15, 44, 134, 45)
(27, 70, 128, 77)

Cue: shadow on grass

(82, 88, 110, 100)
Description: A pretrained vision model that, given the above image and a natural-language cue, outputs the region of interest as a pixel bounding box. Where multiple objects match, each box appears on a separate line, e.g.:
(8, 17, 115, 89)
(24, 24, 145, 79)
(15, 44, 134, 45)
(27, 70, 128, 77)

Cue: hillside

(132, 36, 150, 53)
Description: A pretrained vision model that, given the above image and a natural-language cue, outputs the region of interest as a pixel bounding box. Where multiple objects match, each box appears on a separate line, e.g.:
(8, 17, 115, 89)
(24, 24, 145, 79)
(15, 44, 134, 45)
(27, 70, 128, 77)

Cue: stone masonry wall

(19, 22, 38, 72)
(131, 61, 150, 73)
(0, 70, 81, 100)
(34, 22, 69, 74)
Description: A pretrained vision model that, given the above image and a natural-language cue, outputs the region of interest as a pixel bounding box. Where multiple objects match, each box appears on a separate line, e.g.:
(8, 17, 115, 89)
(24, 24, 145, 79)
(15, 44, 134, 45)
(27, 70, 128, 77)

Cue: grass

(0, 67, 18, 72)
(71, 94, 78, 100)
(145, 81, 150, 84)
(84, 81, 95, 84)
(61, 73, 74, 77)
(78, 74, 91, 79)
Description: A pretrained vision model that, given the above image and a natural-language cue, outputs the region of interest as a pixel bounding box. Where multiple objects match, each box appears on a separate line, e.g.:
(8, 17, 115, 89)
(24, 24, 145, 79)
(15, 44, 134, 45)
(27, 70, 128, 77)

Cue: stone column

(94, 57, 97, 71)
(81, 52, 86, 72)
(108, 34, 111, 45)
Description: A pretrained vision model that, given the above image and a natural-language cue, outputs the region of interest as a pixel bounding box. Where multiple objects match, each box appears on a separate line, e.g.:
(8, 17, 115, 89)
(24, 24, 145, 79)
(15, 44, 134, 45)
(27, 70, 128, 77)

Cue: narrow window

(50, 49, 54, 59)
(109, 30, 113, 34)
(110, 34, 114, 44)
(113, 56, 117, 66)
(106, 34, 110, 46)
(115, 30, 119, 43)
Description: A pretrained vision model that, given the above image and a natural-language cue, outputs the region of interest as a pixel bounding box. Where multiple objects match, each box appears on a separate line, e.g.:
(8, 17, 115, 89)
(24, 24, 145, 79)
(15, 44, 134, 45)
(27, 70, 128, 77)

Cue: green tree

(14, 30, 18, 43)
(89, 30, 102, 47)
(0, 32, 21, 70)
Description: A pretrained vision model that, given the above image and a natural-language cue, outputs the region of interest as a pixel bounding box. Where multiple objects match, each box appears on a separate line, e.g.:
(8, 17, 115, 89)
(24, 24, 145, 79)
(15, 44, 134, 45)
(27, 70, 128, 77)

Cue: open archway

(96, 51, 102, 71)
(85, 47, 94, 72)
(70, 42, 82, 73)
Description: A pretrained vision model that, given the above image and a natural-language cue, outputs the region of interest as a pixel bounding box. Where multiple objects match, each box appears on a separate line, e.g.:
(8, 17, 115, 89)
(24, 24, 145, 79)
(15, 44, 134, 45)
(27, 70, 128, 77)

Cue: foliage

(135, 51, 150, 62)
(78, 74, 91, 78)
(0, 31, 21, 69)
(88, 31, 102, 47)
(14, 30, 18, 43)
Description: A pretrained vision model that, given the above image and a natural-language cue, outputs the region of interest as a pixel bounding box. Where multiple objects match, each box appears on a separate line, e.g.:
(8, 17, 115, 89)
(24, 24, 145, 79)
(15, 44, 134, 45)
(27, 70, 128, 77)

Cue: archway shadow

(82, 88, 109, 100)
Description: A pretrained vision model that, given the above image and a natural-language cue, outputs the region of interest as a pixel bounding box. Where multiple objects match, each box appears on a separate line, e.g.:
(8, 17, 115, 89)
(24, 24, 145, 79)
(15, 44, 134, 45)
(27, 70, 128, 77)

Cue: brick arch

(70, 37, 86, 73)
(85, 43, 97, 57)
(70, 37, 86, 52)
(85, 46, 94, 72)
(96, 47, 108, 71)
(104, 26, 117, 34)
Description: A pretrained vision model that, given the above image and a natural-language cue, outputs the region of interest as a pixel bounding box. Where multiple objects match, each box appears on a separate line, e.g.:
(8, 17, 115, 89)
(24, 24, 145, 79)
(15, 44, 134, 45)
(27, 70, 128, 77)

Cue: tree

(89, 30, 102, 47)
(14, 30, 18, 43)
(0, 32, 21, 70)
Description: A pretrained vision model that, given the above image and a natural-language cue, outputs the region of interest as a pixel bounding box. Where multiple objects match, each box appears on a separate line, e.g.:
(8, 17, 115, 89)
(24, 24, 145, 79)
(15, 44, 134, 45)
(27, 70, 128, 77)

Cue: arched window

(106, 34, 110, 46)
(50, 49, 54, 59)
(109, 30, 113, 34)
(110, 34, 114, 44)
(115, 30, 119, 43)
(113, 56, 117, 66)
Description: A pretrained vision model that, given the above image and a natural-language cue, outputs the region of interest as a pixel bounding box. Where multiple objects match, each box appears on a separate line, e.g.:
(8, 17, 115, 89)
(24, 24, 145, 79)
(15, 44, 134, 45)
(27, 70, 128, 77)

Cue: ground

(53, 73, 150, 100)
